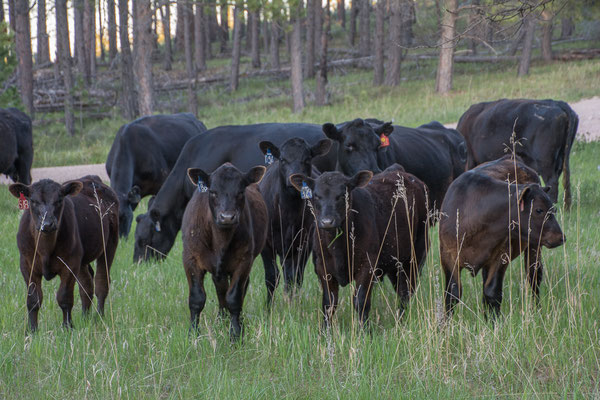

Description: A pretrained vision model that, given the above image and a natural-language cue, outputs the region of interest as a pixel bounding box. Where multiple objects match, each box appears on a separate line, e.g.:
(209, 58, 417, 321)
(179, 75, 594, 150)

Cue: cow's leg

(319, 274, 339, 330)
(482, 263, 508, 319)
(188, 270, 207, 333)
(212, 274, 229, 319)
(78, 264, 94, 316)
(21, 258, 43, 332)
(226, 268, 251, 341)
(563, 150, 572, 210)
(526, 247, 543, 305)
(57, 268, 77, 329)
(95, 234, 117, 317)
(442, 256, 462, 316)
(389, 267, 410, 318)
(353, 269, 375, 328)
(15, 153, 33, 185)
(260, 248, 279, 307)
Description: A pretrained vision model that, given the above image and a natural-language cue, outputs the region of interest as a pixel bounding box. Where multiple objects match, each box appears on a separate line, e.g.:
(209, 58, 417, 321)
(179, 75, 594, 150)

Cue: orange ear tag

(18, 193, 29, 210)
(380, 134, 390, 147)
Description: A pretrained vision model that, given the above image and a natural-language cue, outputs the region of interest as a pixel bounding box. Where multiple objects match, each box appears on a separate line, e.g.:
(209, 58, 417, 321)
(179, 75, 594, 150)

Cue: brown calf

(9, 175, 119, 331)
(182, 163, 267, 339)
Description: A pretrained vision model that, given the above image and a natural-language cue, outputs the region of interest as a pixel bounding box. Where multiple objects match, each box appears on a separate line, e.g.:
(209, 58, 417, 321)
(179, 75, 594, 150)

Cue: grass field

(1, 59, 599, 398)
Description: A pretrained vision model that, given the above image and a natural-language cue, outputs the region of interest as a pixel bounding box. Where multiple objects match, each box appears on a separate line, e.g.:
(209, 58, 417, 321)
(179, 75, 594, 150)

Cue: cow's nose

(41, 221, 57, 232)
(319, 217, 335, 229)
(220, 211, 237, 223)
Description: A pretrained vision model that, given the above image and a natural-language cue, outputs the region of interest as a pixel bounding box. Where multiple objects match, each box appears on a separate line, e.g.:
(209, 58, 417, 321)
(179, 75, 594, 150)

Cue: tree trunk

(14, 0, 33, 116)
(373, 0, 384, 86)
(176, 1, 185, 51)
(541, 10, 553, 62)
(135, 0, 154, 115)
(184, 0, 198, 115)
(358, 0, 370, 56)
(560, 17, 574, 39)
(262, 19, 269, 54)
(7, 0, 15, 31)
(194, 1, 206, 72)
(160, 0, 173, 70)
(468, 0, 480, 55)
(305, 0, 315, 77)
(270, 20, 280, 69)
(385, 0, 402, 86)
(118, 0, 138, 118)
(220, 0, 229, 54)
(74, 0, 87, 80)
(36, 0, 50, 64)
(315, 2, 322, 57)
(290, 6, 304, 113)
(246, 10, 253, 50)
(250, 10, 261, 68)
(316, 0, 330, 106)
(204, 5, 212, 59)
(400, 0, 415, 47)
(508, 24, 525, 56)
(337, 0, 345, 28)
(56, 0, 74, 135)
(98, 0, 105, 61)
(0, 0, 4, 23)
(230, 6, 241, 91)
(108, 0, 117, 61)
(84, 0, 96, 81)
(349, 0, 357, 46)
(518, 15, 536, 77)
(435, 0, 457, 94)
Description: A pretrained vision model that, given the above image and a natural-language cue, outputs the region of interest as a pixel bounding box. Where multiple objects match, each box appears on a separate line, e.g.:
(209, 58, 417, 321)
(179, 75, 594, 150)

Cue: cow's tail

(557, 101, 579, 210)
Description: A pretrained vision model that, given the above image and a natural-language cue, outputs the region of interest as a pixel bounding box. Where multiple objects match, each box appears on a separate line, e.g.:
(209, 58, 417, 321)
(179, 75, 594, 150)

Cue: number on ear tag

(265, 149, 274, 166)
(198, 179, 208, 193)
(380, 134, 390, 147)
(300, 181, 312, 199)
(18, 193, 29, 210)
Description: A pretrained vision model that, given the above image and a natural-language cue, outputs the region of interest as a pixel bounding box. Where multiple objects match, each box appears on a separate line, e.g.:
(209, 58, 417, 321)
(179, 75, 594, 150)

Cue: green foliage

(0, 22, 20, 108)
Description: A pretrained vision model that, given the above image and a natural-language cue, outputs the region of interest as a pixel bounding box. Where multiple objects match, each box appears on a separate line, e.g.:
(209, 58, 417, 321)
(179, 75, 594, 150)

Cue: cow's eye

(209, 191, 217, 198)
(345, 145, 355, 152)
(536, 208, 544, 214)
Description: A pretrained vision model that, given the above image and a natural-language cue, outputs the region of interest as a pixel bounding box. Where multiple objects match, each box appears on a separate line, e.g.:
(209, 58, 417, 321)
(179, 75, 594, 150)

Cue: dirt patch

(1, 97, 598, 186)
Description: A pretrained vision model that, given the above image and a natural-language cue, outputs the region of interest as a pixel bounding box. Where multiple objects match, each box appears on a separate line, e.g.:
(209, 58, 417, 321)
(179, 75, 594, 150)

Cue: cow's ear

(187, 168, 210, 186)
(128, 185, 142, 206)
(310, 139, 332, 158)
(289, 174, 314, 192)
(374, 121, 394, 136)
(61, 181, 83, 197)
(9, 183, 30, 199)
(323, 123, 343, 142)
(518, 184, 538, 212)
(259, 141, 280, 159)
(245, 166, 266, 185)
(348, 170, 373, 190)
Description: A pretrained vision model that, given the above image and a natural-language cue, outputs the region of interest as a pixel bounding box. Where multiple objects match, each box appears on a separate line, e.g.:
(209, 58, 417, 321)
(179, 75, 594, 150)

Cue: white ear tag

(301, 182, 312, 199)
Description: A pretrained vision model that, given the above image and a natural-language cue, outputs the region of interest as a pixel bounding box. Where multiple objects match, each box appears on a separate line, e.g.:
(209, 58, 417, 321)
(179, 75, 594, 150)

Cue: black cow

(0, 108, 33, 184)
(323, 118, 467, 212)
(105, 113, 207, 238)
(257, 137, 332, 303)
(183, 164, 267, 339)
(440, 156, 565, 318)
(457, 99, 579, 208)
(133, 123, 337, 262)
(290, 164, 429, 327)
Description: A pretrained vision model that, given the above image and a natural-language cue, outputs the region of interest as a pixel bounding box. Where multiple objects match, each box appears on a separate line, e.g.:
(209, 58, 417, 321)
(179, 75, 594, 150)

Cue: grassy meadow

(1, 58, 599, 398)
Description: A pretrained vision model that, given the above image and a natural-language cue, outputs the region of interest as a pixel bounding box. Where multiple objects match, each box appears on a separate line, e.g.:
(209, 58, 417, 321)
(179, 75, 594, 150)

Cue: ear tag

(155, 221, 161, 232)
(300, 181, 313, 199)
(198, 178, 208, 193)
(18, 193, 29, 210)
(380, 134, 390, 147)
(265, 148, 274, 166)
(520, 200, 524, 212)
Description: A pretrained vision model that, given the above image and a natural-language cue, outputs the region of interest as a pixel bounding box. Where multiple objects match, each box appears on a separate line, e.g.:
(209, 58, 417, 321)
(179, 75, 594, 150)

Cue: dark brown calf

(9, 175, 119, 331)
(439, 158, 565, 318)
(182, 163, 267, 339)
(290, 164, 429, 328)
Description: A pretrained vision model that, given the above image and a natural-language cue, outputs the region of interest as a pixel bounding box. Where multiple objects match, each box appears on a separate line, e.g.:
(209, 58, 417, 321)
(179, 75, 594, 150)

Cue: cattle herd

(2, 98, 579, 338)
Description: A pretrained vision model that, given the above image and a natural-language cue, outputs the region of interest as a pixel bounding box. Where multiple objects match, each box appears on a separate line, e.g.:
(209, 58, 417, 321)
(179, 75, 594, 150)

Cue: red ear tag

(380, 134, 390, 147)
(520, 200, 524, 212)
(18, 193, 29, 210)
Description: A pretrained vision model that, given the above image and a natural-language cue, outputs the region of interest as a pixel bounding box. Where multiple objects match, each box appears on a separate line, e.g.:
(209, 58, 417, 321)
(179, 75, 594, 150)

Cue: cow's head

(289, 170, 372, 230)
(517, 184, 564, 248)
(259, 138, 331, 193)
(9, 179, 82, 233)
(323, 119, 392, 176)
(133, 207, 173, 262)
(117, 185, 142, 238)
(187, 163, 266, 229)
